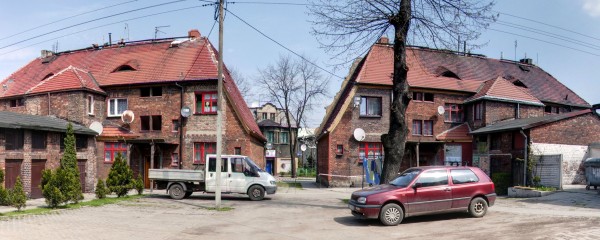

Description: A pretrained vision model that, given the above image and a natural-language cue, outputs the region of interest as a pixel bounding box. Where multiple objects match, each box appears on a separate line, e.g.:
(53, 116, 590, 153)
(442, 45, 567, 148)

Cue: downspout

(520, 130, 528, 186)
(175, 82, 184, 169)
(47, 92, 51, 115)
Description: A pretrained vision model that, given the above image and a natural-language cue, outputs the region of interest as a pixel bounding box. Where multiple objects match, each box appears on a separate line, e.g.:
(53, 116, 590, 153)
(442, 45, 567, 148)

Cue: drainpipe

(520, 130, 528, 186)
(47, 92, 51, 115)
(175, 82, 184, 169)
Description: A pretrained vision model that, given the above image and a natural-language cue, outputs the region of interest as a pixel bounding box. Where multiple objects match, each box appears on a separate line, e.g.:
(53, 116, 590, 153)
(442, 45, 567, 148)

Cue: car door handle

(444, 188, 451, 192)
(228, 173, 231, 177)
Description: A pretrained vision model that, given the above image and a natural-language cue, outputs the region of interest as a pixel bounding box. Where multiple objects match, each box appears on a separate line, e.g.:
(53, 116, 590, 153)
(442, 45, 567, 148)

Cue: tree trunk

(380, 0, 412, 184)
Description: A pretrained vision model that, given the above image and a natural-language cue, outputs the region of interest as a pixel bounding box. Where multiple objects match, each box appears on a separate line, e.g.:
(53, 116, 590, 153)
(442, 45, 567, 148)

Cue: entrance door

(205, 157, 229, 192)
(266, 159, 274, 175)
(31, 160, 46, 198)
(5, 160, 22, 189)
(78, 160, 87, 192)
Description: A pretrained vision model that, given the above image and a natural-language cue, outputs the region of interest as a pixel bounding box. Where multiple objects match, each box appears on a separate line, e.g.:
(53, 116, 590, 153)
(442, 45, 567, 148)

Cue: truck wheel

(248, 185, 265, 201)
(379, 203, 404, 226)
(469, 197, 488, 218)
(184, 191, 193, 198)
(169, 184, 185, 200)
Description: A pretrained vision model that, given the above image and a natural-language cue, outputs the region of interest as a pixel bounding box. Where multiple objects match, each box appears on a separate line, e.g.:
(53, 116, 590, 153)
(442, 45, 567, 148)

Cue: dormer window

(112, 64, 136, 72)
(41, 73, 54, 81)
(512, 80, 528, 88)
(440, 70, 460, 79)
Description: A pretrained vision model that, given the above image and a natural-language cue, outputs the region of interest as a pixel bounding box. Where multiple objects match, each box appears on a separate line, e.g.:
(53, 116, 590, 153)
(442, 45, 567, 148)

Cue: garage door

(534, 155, 562, 189)
(5, 159, 22, 189)
(31, 160, 46, 199)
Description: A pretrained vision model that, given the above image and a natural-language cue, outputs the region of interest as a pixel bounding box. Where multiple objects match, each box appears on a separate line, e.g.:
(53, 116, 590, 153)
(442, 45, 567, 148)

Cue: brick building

(0, 29, 265, 195)
(317, 38, 599, 187)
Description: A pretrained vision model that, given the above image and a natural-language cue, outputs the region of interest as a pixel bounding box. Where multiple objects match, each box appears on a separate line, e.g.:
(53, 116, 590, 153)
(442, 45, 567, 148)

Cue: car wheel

(379, 203, 404, 226)
(469, 197, 488, 218)
(248, 185, 265, 201)
(169, 184, 185, 200)
(586, 185, 590, 190)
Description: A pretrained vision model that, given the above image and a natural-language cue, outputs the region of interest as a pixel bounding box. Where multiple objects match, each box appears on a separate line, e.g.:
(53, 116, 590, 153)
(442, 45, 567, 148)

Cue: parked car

(348, 166, 496, 226)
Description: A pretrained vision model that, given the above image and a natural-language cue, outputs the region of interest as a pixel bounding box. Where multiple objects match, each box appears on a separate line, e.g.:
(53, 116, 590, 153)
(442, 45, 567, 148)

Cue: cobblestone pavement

(0, 183, 599, 240)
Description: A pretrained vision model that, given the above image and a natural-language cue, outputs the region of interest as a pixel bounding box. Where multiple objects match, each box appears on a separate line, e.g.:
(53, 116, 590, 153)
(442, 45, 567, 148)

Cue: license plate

(348, 204, 355, 211)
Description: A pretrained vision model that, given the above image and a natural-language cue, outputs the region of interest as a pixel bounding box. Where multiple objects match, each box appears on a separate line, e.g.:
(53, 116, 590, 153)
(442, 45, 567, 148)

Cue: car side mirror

(412, 182, 422, 189)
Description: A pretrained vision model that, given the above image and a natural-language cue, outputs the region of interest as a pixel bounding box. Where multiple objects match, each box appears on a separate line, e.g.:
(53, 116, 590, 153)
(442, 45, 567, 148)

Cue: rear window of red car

(450, 169, 479, 184)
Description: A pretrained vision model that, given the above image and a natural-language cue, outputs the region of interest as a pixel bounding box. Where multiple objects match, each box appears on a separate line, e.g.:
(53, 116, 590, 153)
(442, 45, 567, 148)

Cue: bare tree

(257, 55, 328, 177)
(229, 67, 253, 102)
(309, 0, 496, 183)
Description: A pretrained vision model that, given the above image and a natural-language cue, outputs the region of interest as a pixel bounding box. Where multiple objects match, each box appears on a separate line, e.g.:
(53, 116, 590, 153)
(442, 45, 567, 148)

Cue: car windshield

(244, 157, 264, 172)
(389, 168, 421, 187)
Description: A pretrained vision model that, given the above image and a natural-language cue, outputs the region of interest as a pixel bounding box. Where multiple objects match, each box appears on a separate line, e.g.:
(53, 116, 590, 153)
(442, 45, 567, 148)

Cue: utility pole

(215, 0, 225, 208)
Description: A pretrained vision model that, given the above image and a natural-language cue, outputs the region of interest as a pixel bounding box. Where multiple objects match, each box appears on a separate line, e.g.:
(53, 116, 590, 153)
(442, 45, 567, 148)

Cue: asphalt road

(1, 184, 599, 240)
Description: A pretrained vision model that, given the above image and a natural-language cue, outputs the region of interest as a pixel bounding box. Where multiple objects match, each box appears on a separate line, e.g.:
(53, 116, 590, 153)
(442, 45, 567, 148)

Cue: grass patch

(341, 199, 349, 204)
(277, 182, 303, 189)
(0, 195, 145, 219)
(534, 186, 557, 192)
(204, 206, 234, 211)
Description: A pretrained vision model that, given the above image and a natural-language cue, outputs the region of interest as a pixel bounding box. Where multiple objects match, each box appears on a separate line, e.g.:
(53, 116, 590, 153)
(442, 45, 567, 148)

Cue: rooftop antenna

(124, 23, 130, 41)
(514, 40, 518, 63)
(154, 25, 170, 40)
(500, 51, 503, 59)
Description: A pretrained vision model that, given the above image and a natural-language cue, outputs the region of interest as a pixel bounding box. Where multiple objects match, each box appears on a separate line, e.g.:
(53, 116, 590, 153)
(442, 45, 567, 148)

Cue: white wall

(531, 143, 589, 185)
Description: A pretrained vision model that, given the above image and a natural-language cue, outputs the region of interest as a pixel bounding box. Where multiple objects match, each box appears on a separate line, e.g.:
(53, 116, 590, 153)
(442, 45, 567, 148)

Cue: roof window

(41, 73, 54, 81)
(440, 70, 460, 79)
(512, 80, 527, 88)
(112, 64, 136, 72)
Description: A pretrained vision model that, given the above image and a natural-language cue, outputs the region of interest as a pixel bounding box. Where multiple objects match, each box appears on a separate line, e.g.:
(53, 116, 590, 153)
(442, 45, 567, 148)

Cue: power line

(0, 0, 139, 42)
(0, 0, 190, 50)
(0, 5, 207, 57)
(496, 20, 600, 51)
(489, 28, 600, 57)
(229, 1, 309, 6)
(224, 8, 343, 79)
(497, 11, 600, 43)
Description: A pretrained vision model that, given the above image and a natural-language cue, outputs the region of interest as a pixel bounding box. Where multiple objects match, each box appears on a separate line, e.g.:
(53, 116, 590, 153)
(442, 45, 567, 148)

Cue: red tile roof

(464, 77, 543, 106)
(98, 125, 140, 140)
(1, 38, 265, 141)
(436, 123, 472, 142)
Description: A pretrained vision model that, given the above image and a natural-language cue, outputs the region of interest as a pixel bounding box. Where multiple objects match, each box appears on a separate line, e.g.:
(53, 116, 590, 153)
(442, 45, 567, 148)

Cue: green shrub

(95, 179, 108, 199)
(134, 175, 144, 195)
(106, 153, 133, 197)
(491, 173, 511, 196)
(0, 169, 7, 206)
(42, 169, 66, 208)
(0, 168, 4, 184)
(297, 168, 316, 177)
(9, 176, 27, 211)
(532, 176, 541, 187)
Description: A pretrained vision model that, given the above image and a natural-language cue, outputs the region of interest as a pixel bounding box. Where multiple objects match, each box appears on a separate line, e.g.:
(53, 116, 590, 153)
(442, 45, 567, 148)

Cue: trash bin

(584, 158, 600, 190)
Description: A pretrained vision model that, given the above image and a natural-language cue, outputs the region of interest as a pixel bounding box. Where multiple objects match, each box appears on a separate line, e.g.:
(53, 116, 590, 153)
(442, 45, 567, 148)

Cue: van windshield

(245, 157, 264, 172)
(389, 168, 421, 187)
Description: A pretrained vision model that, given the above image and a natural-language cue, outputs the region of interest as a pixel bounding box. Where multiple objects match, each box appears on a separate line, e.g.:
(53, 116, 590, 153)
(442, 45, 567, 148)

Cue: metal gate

(534, 154, 562, 189)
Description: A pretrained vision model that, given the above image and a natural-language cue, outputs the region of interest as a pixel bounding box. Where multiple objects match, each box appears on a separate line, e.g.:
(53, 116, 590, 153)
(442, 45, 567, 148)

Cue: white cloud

(583, 0, 600, 17)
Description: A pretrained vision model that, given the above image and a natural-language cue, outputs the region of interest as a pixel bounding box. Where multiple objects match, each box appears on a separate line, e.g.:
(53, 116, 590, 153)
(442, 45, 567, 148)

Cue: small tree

(61, 123, 83, 203)
(10, 176, 27, 211)
(95, 179, 108, 199)
(106, 153, 134, 197)
(41, 169, 66, 208)
(134, 175, 144, 195)
(0, 169, 8, 206)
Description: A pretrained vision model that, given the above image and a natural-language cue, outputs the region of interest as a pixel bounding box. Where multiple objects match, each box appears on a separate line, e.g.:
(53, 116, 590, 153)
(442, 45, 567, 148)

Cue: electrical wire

(489, 28, 600, 57)
(497, 11, 600, 43)
(0, 0, 139, 41)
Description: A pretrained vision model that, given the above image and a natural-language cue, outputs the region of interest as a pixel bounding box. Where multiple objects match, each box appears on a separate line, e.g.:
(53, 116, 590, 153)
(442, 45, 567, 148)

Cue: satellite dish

(121, 110, 135, 124)
(181, 106, 192, 118)
(353, 128, 366, 142)
(437, 106, 445, 115)
(89, 121, 103, 135)
(300, 144, 307, 152)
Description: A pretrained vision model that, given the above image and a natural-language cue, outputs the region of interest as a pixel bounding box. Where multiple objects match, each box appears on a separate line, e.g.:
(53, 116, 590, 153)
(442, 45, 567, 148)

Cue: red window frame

(194, 142, 216, 164)
(359, 142, 383, 161)
(444, 103, 464, 123)
(195, 92, 218, 114)
(104, 142, 127, 162)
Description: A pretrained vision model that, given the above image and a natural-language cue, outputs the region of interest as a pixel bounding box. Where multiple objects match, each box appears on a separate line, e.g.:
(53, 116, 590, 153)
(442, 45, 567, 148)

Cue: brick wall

(531, 143, 588, 185)
(407, 91, 469, 142)
(530, 113, 600, 145)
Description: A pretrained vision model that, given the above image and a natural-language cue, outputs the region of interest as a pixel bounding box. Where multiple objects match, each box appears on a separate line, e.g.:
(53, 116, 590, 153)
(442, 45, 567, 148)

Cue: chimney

(188, 29, 201, 39)
(519, 58, 533, 65)
(41, 50, 54, 59)
(378, 36, 389, 44)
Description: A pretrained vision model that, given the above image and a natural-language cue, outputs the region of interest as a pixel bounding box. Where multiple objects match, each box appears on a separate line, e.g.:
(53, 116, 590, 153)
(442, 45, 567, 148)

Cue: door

(266, 159, 274, 175)
(78, 160, 87, 192)
(5, 160, 22, 189)
(30, 160, 46, 199)
(144, 156, 150, 188)
(406, 169, 452, 214)
(229, 157, 250, 193)
(205, 157, 229, 192)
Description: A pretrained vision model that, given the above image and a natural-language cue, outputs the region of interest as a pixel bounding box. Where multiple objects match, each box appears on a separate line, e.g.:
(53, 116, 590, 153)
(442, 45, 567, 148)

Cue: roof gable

(464, 77, 543, 106)
(471, 109, 594, 134)
(26, 65, 104, 95)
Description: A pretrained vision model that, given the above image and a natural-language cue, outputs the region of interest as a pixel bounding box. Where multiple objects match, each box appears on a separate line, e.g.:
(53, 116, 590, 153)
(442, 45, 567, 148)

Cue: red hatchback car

(348, 166, 496, 226)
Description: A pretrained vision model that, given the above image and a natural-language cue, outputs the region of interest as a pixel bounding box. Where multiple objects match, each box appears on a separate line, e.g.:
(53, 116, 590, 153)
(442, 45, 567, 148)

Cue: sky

(0, 0, 599, 128)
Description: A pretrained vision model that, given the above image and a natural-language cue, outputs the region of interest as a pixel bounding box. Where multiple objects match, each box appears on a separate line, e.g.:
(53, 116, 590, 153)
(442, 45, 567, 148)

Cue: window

(262, 113, 267, 120)
(451, 169, 479, 184)
(172, 119, 180, 132)
(416, 170, 448, 187)
(32, 131, 47, 150)
(107, 98, 127, 117)
(231, 158, 248, 173)
(412, 120, 422, 135)
(359, 96, 382, 117)
(113, 65, 135, 72)
(234, 147, 241, 155)
(336, 144, 344, 155)
(270, 113, 276, 121)
(171, 153, 179, 167)
(359, 142, 383, 160)
(140, 87, 162, 97)
(87, 96, 94, 115)
(280, 132, 289, 144)
(75, 135, 88, 151)
(490, 134, 502, 150)
(195, 92, 218, 114)
(545, 106, 559, 114)
(423, 120, 433, 136)
(104, 142, 127, 162)
(9, 98, 24, 108)
(474, 102, 483, 120)
(194, 142, 216, 164)
(444, 103, 464, 123)
(140, 115, 162, 131)
(413, 92, 434, 102)
(208, 157, 227, 172)
(5, 129, 24, 150)
(266, 131, 275, 143)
